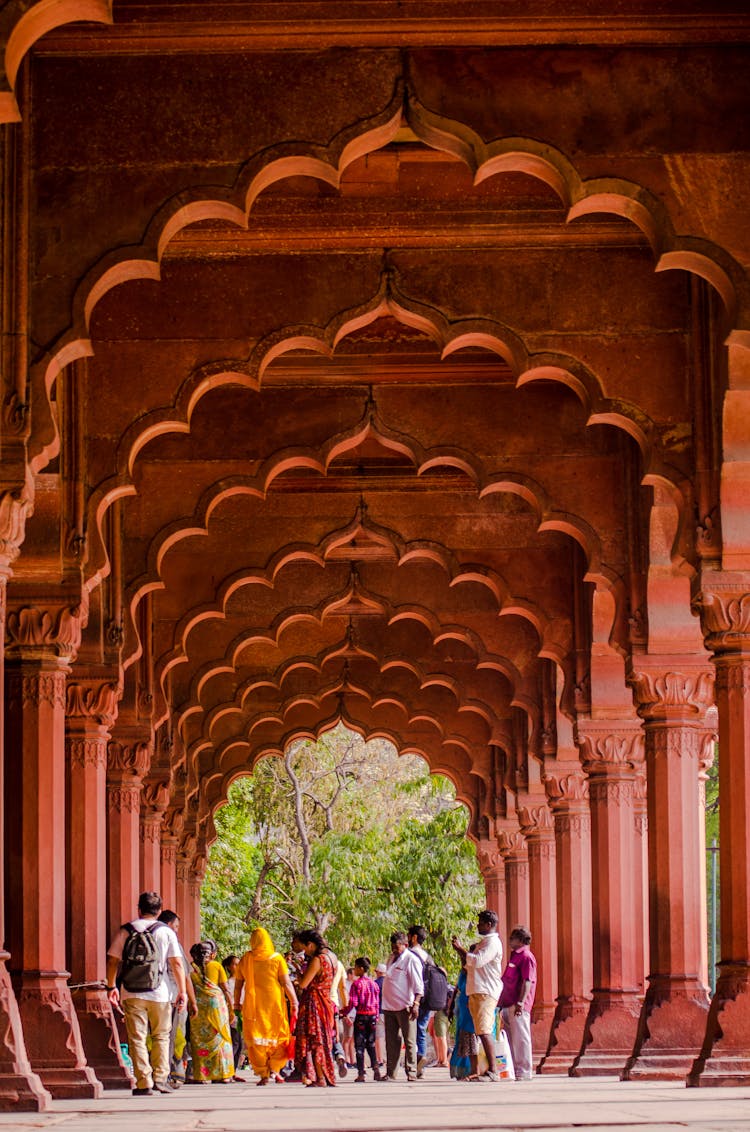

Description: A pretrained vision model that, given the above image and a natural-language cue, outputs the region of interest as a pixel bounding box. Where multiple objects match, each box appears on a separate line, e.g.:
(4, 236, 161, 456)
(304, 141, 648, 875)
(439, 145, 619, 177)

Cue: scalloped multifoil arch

(124, 459, 587, 666)
(179, 634, 507, 752)
(165, 593, 535, 733)
(83, 279, 661, 628)
(29, 88, 750, 477)
(198, 706, 481, 827)
(0, 1, 113, 123)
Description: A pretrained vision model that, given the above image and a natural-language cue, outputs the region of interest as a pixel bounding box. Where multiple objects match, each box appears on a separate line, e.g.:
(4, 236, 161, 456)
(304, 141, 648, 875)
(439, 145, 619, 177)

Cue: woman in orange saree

(234, 927, 298, 1085)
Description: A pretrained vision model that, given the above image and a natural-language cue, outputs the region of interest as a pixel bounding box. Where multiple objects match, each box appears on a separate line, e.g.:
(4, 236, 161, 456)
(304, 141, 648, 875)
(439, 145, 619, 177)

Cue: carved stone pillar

(66, 677, 132, 1090)
(570, 723, 643, 1076)
(476, 839, 506, 942)
(0, 536, 50, 1109)
(623, 665, 714, 1079)
(188, 856, 206, 945)
(4, 598, 101, 1098)
(697, 732, 716, 991)
(632, 763, 649, 997)
(689, 584, 750, 1086)
(107, 737, 149, 938)
(175, 855, 192, 942)
(518, 802, 558, 1060)
(538, 765, 593, 1074)
(498, 827, 530, 938)
(160, 834, 179, 910)
(140, 780, 169, 893)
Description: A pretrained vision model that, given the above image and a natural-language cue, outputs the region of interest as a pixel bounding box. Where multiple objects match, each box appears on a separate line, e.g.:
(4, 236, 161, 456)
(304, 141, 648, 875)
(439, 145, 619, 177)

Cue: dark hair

(510, 924, 532, 946)
(223, 954, 239, 971)
(478, 909, 498, 929)
(354, 956, 371, 972)
(158, 909, 178, 925)
(138, 891, 162, 916)
(297, 929, 328, 954)
(390, 931, 408, 948)
(190, 940, 214, 977)
(408, 925, 427, 944)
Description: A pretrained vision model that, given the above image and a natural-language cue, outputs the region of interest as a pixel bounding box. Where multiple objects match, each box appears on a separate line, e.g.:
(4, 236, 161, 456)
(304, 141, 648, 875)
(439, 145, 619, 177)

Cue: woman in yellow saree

(189, 941, 235, 1083)
(234, 927, 298, 1085)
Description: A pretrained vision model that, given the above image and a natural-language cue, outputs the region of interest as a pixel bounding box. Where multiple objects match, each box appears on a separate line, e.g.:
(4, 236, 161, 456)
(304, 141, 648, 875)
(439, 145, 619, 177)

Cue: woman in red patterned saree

(294, 929, 337, 1087)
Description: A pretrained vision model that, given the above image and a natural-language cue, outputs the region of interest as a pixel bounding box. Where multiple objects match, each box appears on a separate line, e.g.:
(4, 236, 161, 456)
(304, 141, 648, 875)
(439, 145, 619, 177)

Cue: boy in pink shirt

(348, 957, 382, 1081)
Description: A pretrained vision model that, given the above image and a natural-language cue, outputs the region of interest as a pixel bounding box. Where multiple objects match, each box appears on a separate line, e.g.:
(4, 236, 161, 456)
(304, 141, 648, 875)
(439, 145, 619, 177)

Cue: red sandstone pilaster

(689, 583, 750, 1086)
(176, 855, 193, 945)
(518, 801, 558, 1060)
(4, 608, 101, 1098)
(160, 834, 178, 910)
(498, 826, 530, 936)
(570, 722, 643, 1076)
(632, 764, 649, 997)
(477, 839, 506, 941)
(0, 537, 50, 1110)
(140, 780, 169, 893)
(538, 765, 593, 1074)
(623, 663, 714, 1080)
(66, 677, 132, 1090)
(106, 737, 149, 938)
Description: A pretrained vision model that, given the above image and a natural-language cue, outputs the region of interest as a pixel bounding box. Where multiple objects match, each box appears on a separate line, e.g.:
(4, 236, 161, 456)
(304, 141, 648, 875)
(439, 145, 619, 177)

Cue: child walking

(347, 958, 382, 1082)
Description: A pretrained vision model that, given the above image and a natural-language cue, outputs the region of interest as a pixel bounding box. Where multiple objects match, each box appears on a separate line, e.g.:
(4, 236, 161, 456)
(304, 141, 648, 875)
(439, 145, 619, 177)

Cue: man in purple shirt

(498, 925, 537, 1080)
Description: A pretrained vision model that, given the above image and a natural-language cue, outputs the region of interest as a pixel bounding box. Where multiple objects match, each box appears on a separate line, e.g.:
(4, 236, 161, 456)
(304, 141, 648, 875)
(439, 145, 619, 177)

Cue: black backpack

(119, 922, 165, 993)
(421, 960, 450, 1012)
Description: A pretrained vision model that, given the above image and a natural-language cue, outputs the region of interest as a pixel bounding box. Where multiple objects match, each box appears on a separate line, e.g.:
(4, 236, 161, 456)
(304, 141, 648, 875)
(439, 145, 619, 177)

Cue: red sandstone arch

(0, 1, 112, 122)
(201, 715, 480, 839)
(28, 95, 750, 481)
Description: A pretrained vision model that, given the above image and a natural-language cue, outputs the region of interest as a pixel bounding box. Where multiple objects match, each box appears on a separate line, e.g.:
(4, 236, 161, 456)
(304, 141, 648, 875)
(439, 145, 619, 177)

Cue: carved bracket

(66, 679, 121, 728)
(629, 667, 714, 719)
(6, 597, 87, 660)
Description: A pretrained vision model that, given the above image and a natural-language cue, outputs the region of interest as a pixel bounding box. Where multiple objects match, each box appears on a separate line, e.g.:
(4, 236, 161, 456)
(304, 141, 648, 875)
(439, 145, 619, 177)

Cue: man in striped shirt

(348, 957, 382, 1081)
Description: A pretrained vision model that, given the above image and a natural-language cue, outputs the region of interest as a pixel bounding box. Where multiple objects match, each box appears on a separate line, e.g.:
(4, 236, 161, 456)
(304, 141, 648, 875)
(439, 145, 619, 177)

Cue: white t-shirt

(107, 918, 181, 1002)
(381, 949, 424, 1012)
(465, 932, 504, 998)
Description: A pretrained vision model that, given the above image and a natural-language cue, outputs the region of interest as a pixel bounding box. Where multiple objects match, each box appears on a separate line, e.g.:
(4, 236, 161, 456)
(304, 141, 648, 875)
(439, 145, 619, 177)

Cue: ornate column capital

(476, 838, 503, 875)
(628, 662, 715, 722)
(692, 577, 750, 653)
(576, 718, 644, 776)
(107, 738, 150, 782)
(66, 677, 121, 729)
(497, 824, 528, 861)
(543, 762, 589, 809)
(5, 589, 88, 663)
(160, 834, 178, 866)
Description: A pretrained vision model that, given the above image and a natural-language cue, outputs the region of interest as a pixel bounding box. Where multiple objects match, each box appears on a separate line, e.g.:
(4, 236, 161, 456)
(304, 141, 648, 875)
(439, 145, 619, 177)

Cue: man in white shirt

(106, 891, 187, 1096)
(380, 931, 424, 1081)
(452, 909, 504, 1080)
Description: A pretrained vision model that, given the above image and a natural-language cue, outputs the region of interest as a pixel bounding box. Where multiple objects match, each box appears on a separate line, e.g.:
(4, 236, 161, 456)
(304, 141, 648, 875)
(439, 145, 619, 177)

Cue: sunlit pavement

(2, 1071, 750, 1132)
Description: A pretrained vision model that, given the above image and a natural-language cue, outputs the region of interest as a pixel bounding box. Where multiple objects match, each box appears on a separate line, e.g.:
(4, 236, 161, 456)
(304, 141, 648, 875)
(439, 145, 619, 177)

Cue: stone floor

(2, 1072, 749, 1132)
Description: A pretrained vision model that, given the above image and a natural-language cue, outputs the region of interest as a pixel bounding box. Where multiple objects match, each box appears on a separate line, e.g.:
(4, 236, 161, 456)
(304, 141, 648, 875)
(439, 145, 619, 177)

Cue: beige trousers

(123, 997, 172, 1089)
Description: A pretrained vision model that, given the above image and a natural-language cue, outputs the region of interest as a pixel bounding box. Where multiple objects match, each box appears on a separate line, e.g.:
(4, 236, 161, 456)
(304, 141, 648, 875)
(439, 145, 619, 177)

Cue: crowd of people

(106, 892, 537, 1096)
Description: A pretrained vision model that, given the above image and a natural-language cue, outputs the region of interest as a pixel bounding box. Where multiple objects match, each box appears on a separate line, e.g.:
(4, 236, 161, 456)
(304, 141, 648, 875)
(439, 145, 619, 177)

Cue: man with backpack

(106, 891, 188, 1096)
(407, 925, 448, 1078)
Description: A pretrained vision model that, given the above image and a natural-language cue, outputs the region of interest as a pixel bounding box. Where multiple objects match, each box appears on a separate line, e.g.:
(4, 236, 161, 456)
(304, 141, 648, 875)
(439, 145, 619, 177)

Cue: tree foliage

(201, 726, 483, 970)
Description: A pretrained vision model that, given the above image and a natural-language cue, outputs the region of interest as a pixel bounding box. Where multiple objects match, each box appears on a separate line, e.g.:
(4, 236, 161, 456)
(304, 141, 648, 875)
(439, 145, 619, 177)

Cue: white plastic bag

(495, 1027, 515, 1080)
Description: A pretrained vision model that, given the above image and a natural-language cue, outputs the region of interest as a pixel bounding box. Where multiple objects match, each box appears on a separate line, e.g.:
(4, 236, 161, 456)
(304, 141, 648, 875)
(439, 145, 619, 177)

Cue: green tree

(201, 725, 483, 972)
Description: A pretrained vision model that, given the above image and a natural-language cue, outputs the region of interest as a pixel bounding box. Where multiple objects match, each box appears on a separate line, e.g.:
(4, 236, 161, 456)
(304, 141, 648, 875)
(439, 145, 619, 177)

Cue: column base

(538, 999, 590, 1074)
(72, 987, 134, 1090)
(0, 956, 50, 1111)
(530, 1003, 555, 1063)
(688, 963, 750, 1087)
(569, 991, 641, 1077)
(622, 979, 710, 1081)
(14, 971, 103, 1098)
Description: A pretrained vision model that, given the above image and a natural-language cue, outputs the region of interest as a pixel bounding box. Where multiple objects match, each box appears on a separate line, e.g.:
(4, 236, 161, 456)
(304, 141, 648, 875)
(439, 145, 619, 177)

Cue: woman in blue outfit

(448, 965, 478, 1079)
